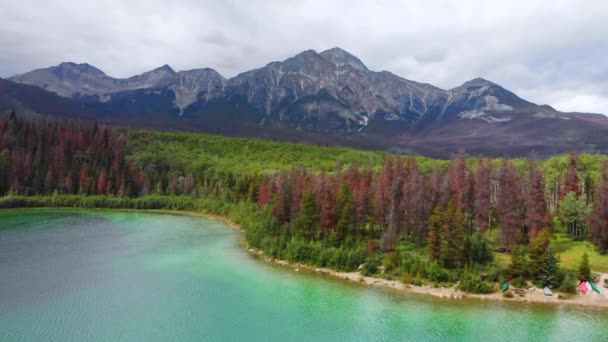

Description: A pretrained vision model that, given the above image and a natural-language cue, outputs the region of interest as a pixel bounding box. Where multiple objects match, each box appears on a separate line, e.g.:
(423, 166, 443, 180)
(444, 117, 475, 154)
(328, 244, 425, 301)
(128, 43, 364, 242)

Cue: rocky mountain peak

(136, 64, 176, 80)
(171, 68, 226, 113)
(9, 49, 578, 136)
(56, 62, 106, 76)
(319, 47, 368, 71)
(278, 49, 335, 73)
(153, 64, 176, 74)
(177, 67, 222, 77)
(459, 77, 496, 88)
(6, 48, 608, 158)
(443, 77, 534, 122)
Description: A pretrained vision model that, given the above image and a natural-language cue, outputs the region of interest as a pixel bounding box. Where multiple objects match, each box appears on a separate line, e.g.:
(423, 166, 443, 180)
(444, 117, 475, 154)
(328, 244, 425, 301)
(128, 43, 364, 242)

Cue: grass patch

(494, 252, 510, 269)
(551, 234, 608, 272)
(491, 234, 608, 273)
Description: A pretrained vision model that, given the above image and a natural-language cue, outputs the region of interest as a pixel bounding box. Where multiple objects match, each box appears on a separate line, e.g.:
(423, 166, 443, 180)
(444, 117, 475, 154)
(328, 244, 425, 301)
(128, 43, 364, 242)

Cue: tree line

(256, 153, 608, 254)
(2, 113, 608, 268)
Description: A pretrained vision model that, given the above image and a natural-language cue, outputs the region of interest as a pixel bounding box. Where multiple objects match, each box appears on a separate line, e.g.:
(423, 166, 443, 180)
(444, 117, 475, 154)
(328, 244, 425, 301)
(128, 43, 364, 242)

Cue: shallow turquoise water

(0, 209, 607, 341)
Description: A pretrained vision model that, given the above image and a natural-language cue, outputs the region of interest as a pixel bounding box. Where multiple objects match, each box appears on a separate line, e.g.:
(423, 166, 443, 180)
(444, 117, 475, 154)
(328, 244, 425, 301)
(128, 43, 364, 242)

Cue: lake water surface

(0, 209, 607, 341)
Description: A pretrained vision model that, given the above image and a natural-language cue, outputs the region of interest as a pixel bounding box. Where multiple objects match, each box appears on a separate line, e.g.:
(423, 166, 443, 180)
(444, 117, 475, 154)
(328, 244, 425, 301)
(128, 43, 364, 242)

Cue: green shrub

(383, 252, 401, 274)
(361, 258, 380, 276)
(286, 239, 321, 263)
(316, 248, 337, 267)
(458, 266, 495, 294)
(558, 272, 578, 294)
(468, 233, 494, 265)
(326, 247, 365, 272)
(503, 291, 514, 298)
(402, 274, 424, 286)
(425, 262, 452, 283)
(511, 277, 528, 288)
(401, 253, 425, 277)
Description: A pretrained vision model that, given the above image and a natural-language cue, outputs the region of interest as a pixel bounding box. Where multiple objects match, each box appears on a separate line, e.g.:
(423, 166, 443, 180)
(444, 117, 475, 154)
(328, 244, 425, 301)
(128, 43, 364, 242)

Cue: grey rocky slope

(7, 48, 608, 157)
(9, 48, 553, 128)
(10, 63, 225, 114)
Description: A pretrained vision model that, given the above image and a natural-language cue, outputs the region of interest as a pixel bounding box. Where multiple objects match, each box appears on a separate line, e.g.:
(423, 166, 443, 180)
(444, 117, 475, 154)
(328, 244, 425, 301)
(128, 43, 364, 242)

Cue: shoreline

(4, 207, 608, 308)
(247, 248, 608, 309)
(0, 206, 243, 231)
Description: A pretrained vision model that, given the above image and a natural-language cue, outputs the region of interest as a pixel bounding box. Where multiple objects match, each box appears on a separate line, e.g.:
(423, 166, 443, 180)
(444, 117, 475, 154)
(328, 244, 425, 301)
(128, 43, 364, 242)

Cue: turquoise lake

(0, 209, 607, 341)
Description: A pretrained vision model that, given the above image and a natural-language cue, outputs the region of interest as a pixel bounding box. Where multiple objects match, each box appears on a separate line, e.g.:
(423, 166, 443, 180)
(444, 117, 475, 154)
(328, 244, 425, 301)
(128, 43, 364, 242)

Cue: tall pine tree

(294, 192, 320, 241)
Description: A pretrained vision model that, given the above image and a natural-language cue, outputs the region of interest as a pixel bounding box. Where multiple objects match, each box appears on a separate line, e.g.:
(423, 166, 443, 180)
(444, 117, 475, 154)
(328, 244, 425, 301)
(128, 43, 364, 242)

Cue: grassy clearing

(492, 234, 608, 273)
(494, 253, 510, 269)
(551, 235, 608, 273)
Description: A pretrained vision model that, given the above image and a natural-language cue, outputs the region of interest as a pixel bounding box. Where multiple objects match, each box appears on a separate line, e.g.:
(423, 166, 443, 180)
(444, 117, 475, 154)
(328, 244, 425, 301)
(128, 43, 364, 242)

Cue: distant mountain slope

(0, 78, 94, 120)
(5, 48, 608, 157)
(10, 63, 225, 115)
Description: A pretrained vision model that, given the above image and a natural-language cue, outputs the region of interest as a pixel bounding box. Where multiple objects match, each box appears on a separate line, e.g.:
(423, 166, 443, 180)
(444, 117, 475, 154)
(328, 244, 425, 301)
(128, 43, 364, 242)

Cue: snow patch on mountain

(534, 112, 571, 120)
(459, 95, 514, 122)
(98, 94, 111, 103)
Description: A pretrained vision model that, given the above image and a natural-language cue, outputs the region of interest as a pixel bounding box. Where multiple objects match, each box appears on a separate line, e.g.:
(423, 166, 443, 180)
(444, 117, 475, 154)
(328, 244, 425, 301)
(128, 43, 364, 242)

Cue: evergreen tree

(509, 245, 528, 279)
(272, 175, 292, 225)
(427, 205, 444, 261)
(537, 246, 560, 288)
(335, 183, 354, 242)
(577, 252, 591, 281)
(439, 200, 466, 268)
(468, 232, 494, 265)
(294, 192, 320, 241)
(528, 230, 551, 277)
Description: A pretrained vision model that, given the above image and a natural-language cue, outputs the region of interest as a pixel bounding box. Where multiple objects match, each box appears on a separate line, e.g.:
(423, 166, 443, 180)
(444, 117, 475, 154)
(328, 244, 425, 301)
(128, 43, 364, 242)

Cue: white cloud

(523, 86, 608, 115)
(0, 0, 607, 114)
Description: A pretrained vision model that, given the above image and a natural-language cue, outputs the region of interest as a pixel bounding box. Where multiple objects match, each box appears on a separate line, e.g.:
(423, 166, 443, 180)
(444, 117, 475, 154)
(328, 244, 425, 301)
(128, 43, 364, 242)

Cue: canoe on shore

(502, 282, 509, 292)
(589, 281, 601, 294)
(580, 282, 588, 294)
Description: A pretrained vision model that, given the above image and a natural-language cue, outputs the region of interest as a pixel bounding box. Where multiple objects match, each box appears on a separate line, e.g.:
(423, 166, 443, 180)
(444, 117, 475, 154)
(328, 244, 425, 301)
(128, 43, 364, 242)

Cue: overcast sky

(1, 0, 607, 114)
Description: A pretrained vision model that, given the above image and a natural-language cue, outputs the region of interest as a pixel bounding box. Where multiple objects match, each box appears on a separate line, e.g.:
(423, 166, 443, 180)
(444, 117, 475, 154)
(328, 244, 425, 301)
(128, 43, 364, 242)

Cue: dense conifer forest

(2, 112, 608, 293)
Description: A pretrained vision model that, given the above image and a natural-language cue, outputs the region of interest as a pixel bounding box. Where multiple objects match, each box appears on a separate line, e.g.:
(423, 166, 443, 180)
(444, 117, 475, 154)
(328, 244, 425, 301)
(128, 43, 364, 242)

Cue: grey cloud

(413, 50, 448, 64)
(199, 32, 233, 47)
(1, 0, 607, 114)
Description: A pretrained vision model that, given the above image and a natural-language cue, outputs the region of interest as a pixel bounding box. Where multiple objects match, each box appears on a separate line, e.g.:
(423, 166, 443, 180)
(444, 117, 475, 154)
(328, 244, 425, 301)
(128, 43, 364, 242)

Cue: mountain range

(3, 47, 608, 157)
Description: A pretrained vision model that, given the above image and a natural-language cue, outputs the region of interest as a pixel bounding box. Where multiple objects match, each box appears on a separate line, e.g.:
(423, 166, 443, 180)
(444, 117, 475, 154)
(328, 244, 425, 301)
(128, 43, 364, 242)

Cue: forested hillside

(2, 113, 608, 294)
